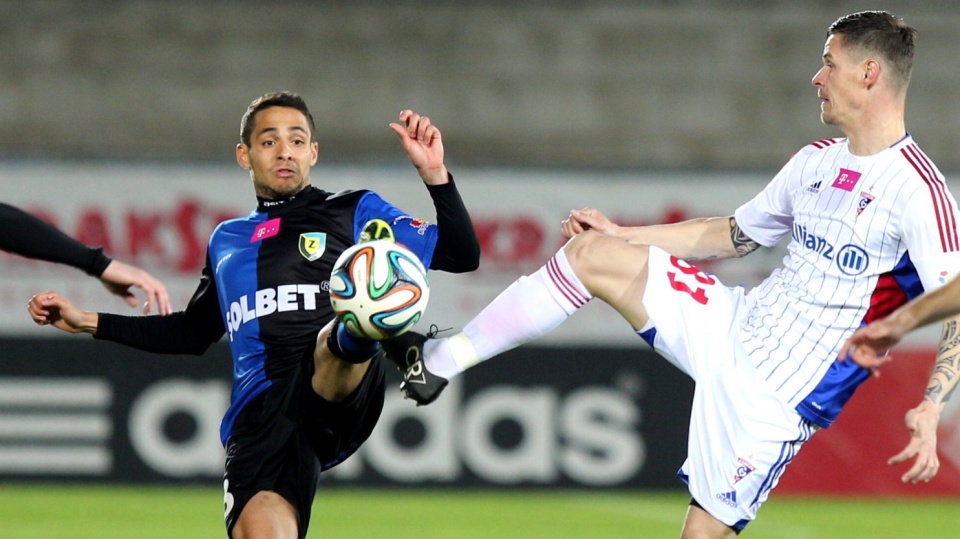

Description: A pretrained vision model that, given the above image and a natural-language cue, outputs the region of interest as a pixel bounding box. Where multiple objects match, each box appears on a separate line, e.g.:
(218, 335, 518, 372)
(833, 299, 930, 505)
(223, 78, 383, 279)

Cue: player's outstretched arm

(1, 202, 171, 314)
(562, 208, 753, 263)
(838, 276, 960, 484)
(840, 272, 960, 370)
(28, 291, 99, 335)
(99, 259, 173, 315)
(0, 201, 111, 273)
(389, 110, 448, 185)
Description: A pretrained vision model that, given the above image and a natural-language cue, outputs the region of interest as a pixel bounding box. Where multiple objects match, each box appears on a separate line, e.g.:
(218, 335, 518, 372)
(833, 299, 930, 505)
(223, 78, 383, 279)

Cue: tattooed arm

(887, 315, 960, 484)
(838, 275, 960, 482)
(728, 216, 762, 259)
(841, 317, 959, 485)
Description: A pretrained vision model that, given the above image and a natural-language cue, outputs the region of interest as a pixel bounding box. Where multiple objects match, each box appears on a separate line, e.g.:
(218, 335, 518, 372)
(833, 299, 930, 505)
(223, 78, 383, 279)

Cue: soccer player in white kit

(381, 10, 960, 538)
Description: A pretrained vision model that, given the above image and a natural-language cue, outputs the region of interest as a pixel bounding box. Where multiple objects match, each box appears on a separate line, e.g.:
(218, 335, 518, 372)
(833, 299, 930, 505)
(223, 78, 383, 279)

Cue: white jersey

(734, 134, 960, 426)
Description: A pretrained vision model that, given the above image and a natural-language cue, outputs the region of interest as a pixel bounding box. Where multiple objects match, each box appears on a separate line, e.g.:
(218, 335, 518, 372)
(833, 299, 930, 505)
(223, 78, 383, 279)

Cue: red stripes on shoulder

(901, 144, 959, 252)
(810, 138, 840, 150)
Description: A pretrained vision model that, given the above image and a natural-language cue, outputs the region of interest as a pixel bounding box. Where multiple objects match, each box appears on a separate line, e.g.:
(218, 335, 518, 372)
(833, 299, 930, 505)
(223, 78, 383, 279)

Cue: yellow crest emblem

(298, 232, 327, 261)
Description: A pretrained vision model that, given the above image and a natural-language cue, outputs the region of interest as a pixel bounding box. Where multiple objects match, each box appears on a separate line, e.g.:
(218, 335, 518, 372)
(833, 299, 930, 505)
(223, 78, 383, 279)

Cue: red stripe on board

(547, 256, 588, 308)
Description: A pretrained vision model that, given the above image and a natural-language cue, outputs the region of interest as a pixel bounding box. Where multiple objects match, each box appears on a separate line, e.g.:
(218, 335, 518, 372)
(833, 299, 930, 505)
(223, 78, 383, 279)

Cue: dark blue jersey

(95, 180, 479, 447)
(211, 187, 438, 444)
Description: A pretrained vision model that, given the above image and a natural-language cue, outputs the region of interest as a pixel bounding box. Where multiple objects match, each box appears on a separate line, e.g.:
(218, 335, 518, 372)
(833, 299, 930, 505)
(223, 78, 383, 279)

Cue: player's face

(236, 106, 319, 199)
(811, 34, 864, 129)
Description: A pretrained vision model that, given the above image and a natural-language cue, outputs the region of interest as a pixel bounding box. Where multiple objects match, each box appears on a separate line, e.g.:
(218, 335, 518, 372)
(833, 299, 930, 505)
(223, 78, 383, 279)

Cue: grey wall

(1, 1, 958, 170)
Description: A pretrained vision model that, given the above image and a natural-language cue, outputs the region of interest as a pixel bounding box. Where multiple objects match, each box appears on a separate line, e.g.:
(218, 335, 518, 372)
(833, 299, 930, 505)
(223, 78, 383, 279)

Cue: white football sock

(424, 249, 592, 379)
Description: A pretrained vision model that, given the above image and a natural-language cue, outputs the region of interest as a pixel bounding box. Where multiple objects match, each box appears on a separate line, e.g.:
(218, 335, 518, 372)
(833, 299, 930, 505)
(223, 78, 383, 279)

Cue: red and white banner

(0, 160, 947, 347)
(1, 160, 777, 342)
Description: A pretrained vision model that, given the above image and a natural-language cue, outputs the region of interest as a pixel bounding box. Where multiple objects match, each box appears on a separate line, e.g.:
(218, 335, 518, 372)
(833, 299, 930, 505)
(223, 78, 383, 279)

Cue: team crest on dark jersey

(298, 232, 327, 261)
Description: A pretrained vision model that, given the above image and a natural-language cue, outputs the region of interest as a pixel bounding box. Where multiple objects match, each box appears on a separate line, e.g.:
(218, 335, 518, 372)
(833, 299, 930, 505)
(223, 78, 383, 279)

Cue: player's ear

(864, 59, 880, 86)
(310, 141, 319, 166)
(237, 143, 251, 169)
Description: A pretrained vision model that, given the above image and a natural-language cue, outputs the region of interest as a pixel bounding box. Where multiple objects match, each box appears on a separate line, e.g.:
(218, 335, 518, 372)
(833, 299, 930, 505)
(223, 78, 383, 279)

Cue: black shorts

(223, 352, 386, 539)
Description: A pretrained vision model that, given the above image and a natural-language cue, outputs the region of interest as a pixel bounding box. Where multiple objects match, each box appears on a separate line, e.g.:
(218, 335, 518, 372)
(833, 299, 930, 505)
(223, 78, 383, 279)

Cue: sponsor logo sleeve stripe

(546, 256, 588, 308)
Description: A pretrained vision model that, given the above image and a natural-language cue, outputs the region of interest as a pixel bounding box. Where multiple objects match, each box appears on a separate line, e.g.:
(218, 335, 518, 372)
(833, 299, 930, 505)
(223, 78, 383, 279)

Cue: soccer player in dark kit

(27, 91, 480, 539)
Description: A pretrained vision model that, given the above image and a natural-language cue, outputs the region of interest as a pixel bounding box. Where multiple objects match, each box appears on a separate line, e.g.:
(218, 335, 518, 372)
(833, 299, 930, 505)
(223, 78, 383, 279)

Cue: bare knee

(233, 490, 297, 539)
(562, 230, 651, 312)
(564, 230, 650, 278)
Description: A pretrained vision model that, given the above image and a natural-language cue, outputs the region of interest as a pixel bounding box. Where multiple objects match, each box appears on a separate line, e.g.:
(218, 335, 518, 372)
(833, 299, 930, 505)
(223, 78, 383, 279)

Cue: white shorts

(640, 246, 817, 530)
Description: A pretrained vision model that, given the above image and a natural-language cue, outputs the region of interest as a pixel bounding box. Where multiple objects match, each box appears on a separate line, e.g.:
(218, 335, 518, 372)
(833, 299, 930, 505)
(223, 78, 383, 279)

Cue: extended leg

(384, 230, 653, 403)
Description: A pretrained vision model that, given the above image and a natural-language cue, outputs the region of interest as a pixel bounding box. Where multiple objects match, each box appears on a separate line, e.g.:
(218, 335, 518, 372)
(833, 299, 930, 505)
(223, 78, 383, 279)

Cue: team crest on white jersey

(857, 191, 875, 215)
(733, 457, 756, 484)
(298, 232, 327, 261)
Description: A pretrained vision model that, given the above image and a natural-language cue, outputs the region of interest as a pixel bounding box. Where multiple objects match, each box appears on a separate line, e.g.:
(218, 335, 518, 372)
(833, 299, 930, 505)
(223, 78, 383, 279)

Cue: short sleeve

(734, 158, 798, 248)
(900, 185, 960, 293)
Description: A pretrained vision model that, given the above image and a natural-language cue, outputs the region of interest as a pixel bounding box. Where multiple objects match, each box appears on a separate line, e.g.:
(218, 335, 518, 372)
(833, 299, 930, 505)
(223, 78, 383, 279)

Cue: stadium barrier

(2, 339, 957, 496)
(0, 339, 691, 489)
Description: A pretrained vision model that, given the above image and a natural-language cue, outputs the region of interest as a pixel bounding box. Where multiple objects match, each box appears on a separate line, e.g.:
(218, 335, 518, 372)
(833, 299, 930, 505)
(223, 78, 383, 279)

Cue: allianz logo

(793, 224, 835, 260)
(792, 224, 869, 276)
(226, 283, 330, 341)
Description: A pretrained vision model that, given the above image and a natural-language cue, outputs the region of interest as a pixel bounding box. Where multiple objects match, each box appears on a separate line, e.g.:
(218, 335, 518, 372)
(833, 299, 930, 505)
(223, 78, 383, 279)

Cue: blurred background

(1, 1, 959, 536)
(2, 0, 960, 168)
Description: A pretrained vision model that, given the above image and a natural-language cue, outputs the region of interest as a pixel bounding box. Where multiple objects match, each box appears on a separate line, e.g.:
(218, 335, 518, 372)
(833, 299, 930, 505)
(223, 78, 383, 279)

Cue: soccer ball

(329, 239, 430, 340)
